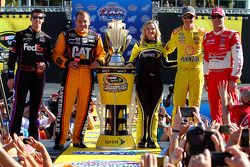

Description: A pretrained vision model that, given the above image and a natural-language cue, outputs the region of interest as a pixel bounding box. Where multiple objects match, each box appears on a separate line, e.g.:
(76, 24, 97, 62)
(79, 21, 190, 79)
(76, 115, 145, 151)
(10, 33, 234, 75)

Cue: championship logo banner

(0, 14, 30, 51)
(0, 14, 30, 71)
(71, 0, 152, 60)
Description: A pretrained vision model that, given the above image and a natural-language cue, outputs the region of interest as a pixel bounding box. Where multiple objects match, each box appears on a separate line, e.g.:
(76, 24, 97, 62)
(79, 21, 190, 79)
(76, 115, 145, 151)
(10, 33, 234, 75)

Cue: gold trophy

(105, 20, 131, 66)
(95, 20, 136, 149)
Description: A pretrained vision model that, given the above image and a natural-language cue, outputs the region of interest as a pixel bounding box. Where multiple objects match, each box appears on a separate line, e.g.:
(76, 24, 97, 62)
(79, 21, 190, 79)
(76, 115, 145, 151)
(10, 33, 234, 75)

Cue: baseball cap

(181, 6, 196, 16)
(240, 86, 250, 104)
(211, 7, 226, 17)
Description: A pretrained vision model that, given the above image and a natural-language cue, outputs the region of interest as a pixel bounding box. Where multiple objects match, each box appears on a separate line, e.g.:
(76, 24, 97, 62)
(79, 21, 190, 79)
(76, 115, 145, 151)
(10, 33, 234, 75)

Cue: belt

(20, 65, 36, 72)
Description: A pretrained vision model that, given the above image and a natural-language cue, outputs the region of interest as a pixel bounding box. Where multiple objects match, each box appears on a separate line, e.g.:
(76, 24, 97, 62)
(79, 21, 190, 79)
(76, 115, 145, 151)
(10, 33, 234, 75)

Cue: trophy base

(96, 134, 135, 150)
(108, 54, 125, 66)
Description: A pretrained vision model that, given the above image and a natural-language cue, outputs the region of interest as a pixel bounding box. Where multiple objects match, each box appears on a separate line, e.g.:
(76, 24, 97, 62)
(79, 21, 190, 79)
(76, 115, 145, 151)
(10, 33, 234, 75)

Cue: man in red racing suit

(203, 7, 243, 123)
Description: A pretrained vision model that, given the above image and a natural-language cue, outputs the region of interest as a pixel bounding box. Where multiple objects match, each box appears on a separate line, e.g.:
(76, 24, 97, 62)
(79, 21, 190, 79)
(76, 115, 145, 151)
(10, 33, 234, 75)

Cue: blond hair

(140, 20, 161, 44)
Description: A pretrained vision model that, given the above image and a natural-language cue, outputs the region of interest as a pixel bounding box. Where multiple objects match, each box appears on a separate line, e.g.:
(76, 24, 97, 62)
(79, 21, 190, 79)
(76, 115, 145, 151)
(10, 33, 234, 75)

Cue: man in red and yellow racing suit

(164, 6, 205, 122)
(53, 11, 106, 149)
(203, 7, 243, 123)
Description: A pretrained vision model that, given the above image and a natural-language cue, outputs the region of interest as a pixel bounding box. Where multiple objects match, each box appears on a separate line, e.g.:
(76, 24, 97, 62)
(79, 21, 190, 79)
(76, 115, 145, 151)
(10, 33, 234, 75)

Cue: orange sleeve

(53, 32, 69, 68)
(93, 37, 106, 65)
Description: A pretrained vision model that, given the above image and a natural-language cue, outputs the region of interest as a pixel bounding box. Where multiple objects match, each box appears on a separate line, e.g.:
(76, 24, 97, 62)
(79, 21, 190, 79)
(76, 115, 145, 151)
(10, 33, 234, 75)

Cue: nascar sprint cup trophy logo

(105, 20, 131, 66)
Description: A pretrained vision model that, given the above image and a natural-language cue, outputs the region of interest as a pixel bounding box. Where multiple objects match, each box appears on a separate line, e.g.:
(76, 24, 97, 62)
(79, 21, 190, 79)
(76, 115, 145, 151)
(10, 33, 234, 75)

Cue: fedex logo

(23, 43, 43, 52)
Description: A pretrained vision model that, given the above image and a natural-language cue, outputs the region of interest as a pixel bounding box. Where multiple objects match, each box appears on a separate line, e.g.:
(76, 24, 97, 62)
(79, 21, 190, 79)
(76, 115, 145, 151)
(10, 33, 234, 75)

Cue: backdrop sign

(71, 0, 152, 60)
(0, 14, 30, 51)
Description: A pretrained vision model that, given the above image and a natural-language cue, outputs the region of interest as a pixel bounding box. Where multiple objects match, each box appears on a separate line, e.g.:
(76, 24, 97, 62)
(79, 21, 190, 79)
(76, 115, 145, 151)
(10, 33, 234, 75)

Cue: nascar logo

(0, 31, 15, 50)
(98, 3, 127, 21)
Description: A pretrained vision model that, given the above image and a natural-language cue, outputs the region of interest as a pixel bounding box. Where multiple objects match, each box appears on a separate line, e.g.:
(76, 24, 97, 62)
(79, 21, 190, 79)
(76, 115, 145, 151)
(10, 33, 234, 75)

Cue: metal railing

(0, 6, 70, 12)
(153, 6, 250, 16)
(154, 0, 249, 9)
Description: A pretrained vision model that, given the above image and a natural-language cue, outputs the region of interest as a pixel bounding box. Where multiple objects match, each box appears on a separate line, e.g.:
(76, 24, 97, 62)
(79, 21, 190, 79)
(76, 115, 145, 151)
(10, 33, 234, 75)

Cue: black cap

(181, 6, 196, 16)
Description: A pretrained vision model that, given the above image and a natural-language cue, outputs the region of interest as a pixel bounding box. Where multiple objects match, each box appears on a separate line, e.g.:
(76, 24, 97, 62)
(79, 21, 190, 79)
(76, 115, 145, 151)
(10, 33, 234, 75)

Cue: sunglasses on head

(182, 15, 195, 20)
(32, 16, 44, 20)
(211, 15, 223, 19)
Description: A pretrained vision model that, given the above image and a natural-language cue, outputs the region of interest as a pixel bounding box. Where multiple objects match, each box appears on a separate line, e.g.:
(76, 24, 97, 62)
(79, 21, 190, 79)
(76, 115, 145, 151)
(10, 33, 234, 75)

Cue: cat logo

(0, 31, 15, 50)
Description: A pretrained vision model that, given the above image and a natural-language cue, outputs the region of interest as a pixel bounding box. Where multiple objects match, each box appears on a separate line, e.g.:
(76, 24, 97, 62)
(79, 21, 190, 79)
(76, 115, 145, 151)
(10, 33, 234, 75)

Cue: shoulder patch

(136, 42, 140, 47)
(88, 30, 99, 40)
(172, 26, 182, 35)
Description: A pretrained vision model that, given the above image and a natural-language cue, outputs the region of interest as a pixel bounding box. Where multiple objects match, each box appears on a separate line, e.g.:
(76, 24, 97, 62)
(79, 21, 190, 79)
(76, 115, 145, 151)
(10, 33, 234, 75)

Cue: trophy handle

(118, 33, 131, 54)
(105, 31, 115, 54)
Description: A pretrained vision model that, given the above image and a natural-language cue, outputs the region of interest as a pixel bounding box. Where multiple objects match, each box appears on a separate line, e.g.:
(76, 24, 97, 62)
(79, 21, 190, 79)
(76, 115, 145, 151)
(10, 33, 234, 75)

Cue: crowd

(0, 4, 249, 167)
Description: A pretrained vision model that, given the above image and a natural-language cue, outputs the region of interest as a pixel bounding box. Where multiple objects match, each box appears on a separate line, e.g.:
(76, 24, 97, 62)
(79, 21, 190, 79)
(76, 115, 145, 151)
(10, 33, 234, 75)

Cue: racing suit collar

(213, 28, 226, 35)
(75, 28, 88, 36)
(28, 26, 41, 33)
(183, 25, 195, 32)
(145, 39, 156, 44)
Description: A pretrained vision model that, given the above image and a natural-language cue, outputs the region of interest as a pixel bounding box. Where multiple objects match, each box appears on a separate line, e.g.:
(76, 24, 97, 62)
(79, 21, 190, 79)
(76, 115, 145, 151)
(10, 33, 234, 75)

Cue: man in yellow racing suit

(53, 11, 106, 149)
(165, 6, 205, 123)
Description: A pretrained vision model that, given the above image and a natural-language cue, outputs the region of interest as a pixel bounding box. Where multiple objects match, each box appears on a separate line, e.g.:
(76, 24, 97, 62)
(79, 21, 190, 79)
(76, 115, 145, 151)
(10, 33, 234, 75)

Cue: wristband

(172, 129, 179, 133)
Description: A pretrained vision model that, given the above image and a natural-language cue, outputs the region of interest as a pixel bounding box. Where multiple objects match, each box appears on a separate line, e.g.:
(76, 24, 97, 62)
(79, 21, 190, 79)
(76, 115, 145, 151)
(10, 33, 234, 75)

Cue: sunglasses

(182, 15, 195, 19)
(211, 15, 223, 19)
(32, 16, 44, 20)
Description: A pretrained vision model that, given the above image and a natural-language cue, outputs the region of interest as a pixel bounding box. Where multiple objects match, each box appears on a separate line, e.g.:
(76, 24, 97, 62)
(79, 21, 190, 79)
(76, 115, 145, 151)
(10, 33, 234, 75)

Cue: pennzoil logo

(98, 2, 127, 21)
(0, 31, 15, 50)
(103, 74, 128, 92)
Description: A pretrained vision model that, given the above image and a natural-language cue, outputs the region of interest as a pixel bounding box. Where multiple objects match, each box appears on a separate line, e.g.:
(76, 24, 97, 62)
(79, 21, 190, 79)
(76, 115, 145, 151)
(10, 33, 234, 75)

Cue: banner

(0, 14, 30, 51)
(195, 16, 243, 37)
(71, 0, 152, 60)
(0, 14, 30, 71)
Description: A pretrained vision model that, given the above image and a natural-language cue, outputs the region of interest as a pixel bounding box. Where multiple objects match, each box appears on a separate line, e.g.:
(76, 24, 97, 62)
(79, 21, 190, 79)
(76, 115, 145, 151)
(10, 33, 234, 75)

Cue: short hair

(31, 9, 46, 17)
(75, 10, 90, 20)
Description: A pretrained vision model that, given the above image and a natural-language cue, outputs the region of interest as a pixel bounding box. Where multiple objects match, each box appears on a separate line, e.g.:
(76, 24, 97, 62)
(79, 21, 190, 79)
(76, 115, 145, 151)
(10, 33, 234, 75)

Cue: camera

(180, 107, 195, 117)
(240, 128, 249, 147)
(219, 125, 230, 134)
(157, 155, 169, 167)
(23, 138, 30, 144)
(168, 84, 174, 94)
(211, 152, 232, 166)
(187, 126, 215, 155)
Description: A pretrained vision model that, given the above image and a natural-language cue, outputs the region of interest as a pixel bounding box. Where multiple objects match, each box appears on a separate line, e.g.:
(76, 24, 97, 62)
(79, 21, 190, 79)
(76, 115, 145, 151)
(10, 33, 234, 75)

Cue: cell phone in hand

(180, 107, 195, 117)
(211, 152, 232, 166)
(240, 128, 249, 147)
(23, 138, 29, 144)
(219, 125, 230, 134)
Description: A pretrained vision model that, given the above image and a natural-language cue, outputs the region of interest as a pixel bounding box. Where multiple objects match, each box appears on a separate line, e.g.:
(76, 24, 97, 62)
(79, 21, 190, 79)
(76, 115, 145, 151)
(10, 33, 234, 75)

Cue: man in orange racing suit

(53, 11, 106, 149)
(164, 6, 205, 123)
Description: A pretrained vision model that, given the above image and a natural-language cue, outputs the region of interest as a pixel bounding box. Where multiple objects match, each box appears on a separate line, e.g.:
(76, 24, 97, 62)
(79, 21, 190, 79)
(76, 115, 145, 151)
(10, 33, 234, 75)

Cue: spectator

(218, 81, 250, 127)
(157, 104, 171, 141)
(38, 102, 56, 139)
(21, 102, 56, 139)
(0, 133, 53, 167)
(46, 92, 59, 139)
